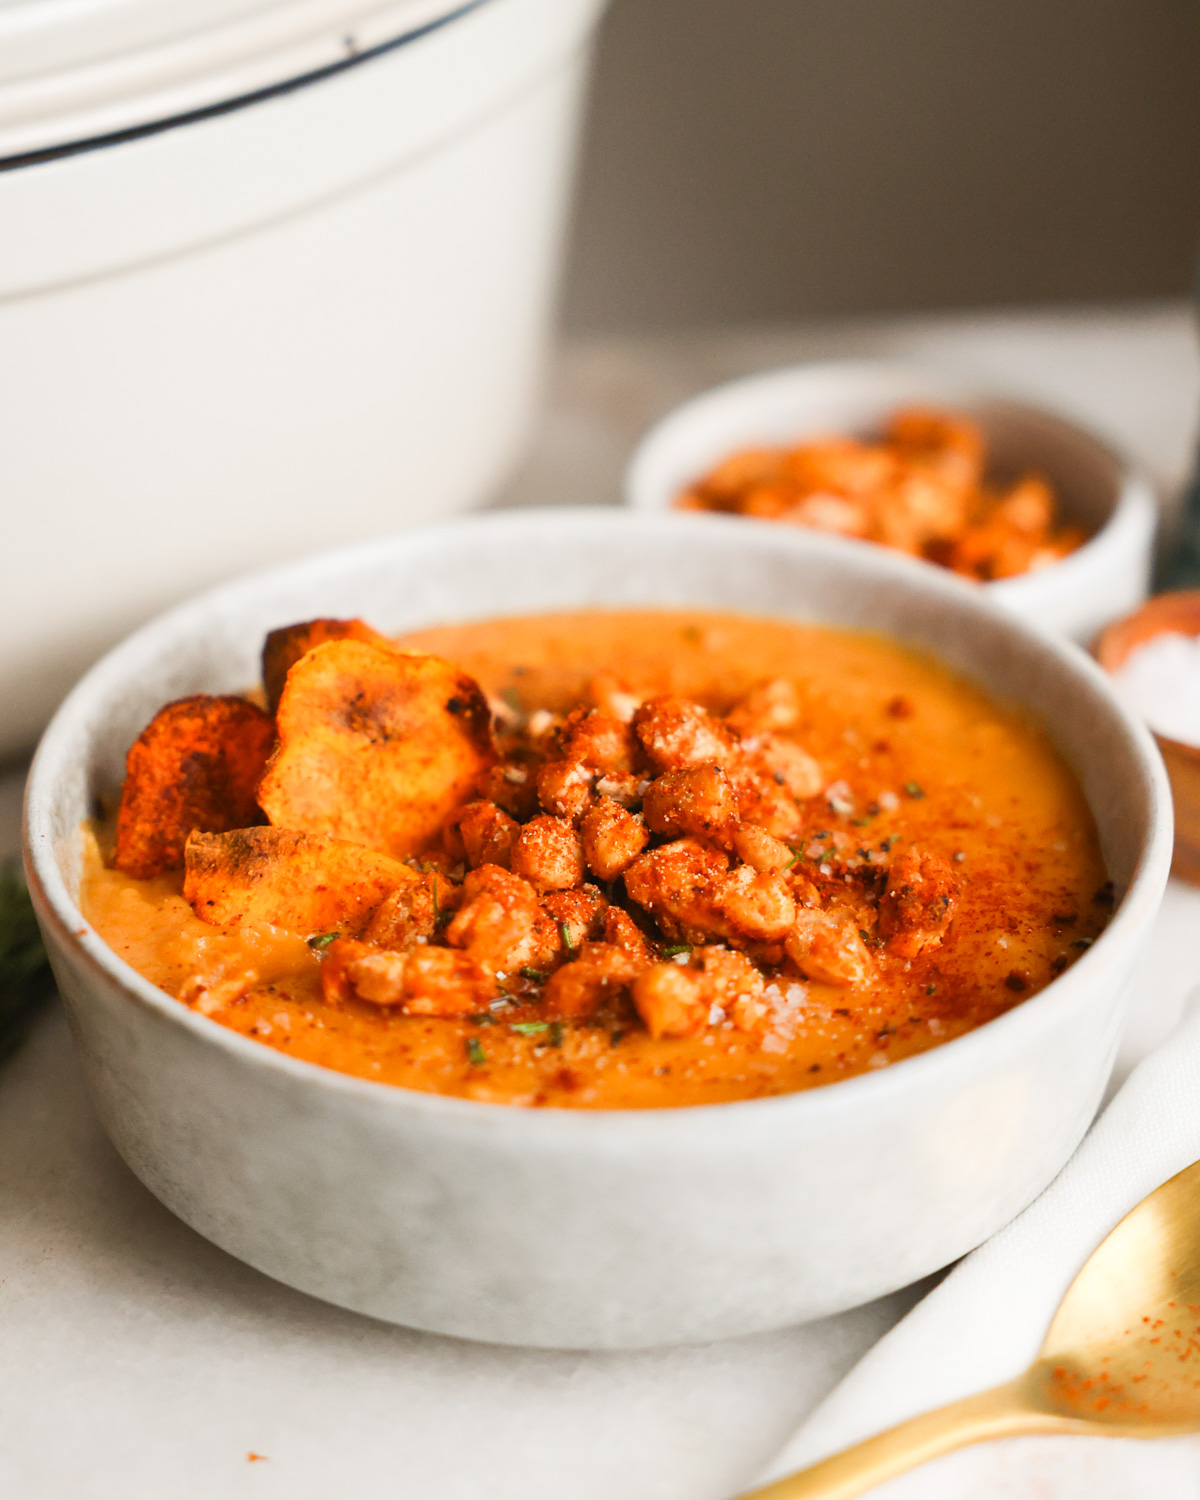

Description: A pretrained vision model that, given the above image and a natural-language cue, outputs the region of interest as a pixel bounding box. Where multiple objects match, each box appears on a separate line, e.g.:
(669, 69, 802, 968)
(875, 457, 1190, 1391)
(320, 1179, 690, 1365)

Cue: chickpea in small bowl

(625, 359, 1157, 643)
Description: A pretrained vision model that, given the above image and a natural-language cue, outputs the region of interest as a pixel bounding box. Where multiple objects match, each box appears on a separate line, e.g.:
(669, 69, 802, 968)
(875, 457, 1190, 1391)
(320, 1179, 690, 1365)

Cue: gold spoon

(739, 1158, 1200, 1500)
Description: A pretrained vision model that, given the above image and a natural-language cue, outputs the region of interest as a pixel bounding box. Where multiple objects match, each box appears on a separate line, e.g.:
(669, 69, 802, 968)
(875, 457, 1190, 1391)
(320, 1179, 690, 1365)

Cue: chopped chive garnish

(520, 967, 547, 983)
(926, 983, 937, 995)
(904, 781, 925, 799)
(510, 1021, 549, 1035)
(466, 1037, 487, 1066)
(783, 851, 803, 870)
(548, 1021, 564, 1048)
(559, 921, 574, 953)
(660, 943, 691, 958)
(307, 931, 339, 951)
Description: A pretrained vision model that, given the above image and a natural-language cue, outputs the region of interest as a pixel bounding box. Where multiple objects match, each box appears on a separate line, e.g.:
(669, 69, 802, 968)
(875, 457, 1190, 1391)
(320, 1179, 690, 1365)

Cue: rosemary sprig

(0, 865, 55, 1064)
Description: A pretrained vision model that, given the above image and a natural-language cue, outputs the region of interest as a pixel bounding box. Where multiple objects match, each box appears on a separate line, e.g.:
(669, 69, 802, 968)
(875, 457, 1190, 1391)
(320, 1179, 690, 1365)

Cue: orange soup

(82, 609, 1110, 1109)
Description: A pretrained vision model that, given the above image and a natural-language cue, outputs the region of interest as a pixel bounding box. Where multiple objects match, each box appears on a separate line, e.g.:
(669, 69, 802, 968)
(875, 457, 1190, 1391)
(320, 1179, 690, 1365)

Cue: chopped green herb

(904, 782, 925, 799)
(465, 1037, 487, 1067)
(660, 943, 691, 958)
(783, 852, 803, 871)
(548, 1021, 564, 1048)
(559, 921, 575, 953)
(469, 1012, 496, 1026)
(432, 877, 452, 928)
(510, 1021, 549, 1036)
(520, 967, 547, 983)
(851, 816, 873, 828)
(306, 931, 339, 952)
(0, 866, 55, 1064)
(858, 930, 872, 943)
(925, 983, 937, 995)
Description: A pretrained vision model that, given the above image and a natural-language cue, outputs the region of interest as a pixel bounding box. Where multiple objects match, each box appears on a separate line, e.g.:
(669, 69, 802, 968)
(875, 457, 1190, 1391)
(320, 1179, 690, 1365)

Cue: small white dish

(24, 509, 1171, 1349)
(625, 359, 1157, 643)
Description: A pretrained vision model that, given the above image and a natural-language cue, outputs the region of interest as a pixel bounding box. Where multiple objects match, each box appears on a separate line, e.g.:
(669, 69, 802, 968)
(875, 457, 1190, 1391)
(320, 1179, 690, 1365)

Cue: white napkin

(756, 991, 1200, 1498)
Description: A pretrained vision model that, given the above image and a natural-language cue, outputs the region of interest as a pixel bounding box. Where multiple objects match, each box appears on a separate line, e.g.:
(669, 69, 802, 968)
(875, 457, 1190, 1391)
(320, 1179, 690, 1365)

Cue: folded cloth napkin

(755, 991, 1200, 1498)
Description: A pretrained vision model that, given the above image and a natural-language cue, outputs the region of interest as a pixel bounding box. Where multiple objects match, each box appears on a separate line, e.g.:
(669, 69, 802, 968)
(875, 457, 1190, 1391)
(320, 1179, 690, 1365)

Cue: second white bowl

(625, 359, 1157, 644)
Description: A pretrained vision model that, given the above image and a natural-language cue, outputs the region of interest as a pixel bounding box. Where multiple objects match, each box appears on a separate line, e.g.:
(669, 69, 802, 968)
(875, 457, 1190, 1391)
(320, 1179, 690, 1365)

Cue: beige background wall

(562, 0, 1200, 332)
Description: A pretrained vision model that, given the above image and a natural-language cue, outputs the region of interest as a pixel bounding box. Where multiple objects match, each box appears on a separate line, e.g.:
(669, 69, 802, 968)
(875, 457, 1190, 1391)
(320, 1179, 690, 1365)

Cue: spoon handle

(735, 1377, 1066, 1500)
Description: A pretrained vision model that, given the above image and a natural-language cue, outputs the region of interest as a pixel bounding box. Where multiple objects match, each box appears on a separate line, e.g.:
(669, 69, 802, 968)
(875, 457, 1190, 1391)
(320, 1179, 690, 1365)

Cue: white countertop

(5, 302, 1200, 1500)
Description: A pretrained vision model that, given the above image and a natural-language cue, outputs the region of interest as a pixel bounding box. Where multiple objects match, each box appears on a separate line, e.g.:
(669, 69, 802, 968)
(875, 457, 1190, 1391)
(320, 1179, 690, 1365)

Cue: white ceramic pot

(25, 510, 1172, 1349)
(625, 360, 1157, 646)
(0, 0, 605, 755)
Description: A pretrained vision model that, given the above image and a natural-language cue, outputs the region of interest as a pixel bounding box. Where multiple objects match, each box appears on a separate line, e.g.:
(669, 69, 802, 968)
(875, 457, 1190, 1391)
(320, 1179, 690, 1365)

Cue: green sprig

(0, 866, 55, 1064)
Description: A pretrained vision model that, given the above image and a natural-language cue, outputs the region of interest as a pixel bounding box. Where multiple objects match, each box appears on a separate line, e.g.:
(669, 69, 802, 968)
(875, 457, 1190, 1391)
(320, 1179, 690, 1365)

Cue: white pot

(25, 510, 1172, 1349)
(0, 0, 606, 754)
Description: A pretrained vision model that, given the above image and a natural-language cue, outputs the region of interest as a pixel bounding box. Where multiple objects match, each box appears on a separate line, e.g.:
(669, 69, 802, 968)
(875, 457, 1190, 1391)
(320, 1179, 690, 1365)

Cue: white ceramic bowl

(625, 360, 1157, 645)
(25, 509, 1172, 1349)
(0, 0, 605, 756)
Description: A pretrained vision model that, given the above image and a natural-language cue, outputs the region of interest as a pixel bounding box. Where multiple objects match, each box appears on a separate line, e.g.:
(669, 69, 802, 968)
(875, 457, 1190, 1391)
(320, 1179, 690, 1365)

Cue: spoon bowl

(743, 1159, 1200, 1498)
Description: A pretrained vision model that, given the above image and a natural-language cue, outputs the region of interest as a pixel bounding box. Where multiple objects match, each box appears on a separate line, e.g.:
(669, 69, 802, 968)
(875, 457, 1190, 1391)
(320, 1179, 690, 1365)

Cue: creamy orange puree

(82, 610, 1109, 1109)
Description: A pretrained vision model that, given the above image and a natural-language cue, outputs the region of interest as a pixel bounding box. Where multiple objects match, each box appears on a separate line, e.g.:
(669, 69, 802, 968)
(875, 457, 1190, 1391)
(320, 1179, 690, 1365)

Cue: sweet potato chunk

(113, 695, 274, 879)
(261, 618, 391, 715)
(257, 640, 495, 859)
(184, 826, 416, 935)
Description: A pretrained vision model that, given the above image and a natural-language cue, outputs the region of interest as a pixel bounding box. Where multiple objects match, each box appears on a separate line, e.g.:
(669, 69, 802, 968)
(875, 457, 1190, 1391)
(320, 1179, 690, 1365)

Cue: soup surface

(82, 609, 1110, 1109)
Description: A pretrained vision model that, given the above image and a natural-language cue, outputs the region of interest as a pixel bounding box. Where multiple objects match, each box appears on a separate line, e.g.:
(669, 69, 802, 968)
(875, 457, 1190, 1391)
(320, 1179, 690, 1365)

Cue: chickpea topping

(731, 825, 794, 872)
(311, 676, 964, 1046)
(580, 797, 649, 881)
(510, 816, 586, 892)
(543, 940, 645, 1018)
(878, 848, 960, 957)
(632, 963, 710, 1039)
(785, 908, 874, 988)
(642, 764, 738, 846)
(362, 876, 440, 948)
(445, 864, 539, 968)
(462, 801, 521, 868)
(633, 697, 739, 773)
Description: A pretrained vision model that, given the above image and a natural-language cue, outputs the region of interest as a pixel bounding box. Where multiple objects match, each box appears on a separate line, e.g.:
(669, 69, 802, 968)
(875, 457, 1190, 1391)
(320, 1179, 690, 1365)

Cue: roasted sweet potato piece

(113, 696, 275, 879)
(257, 640, 496, 859)
(184, 826, 416, 935)
(261, 618, 391, 715)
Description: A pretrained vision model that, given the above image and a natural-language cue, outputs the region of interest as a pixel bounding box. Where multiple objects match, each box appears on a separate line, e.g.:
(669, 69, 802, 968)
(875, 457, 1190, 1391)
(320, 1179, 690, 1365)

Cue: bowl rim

(24, 505, 1175, 1139)
(622, 355, 1156, 592)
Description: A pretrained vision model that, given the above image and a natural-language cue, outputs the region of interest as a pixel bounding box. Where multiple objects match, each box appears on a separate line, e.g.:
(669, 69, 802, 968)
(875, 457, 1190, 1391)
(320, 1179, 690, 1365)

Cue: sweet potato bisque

(81, 609, 1111, 1109)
